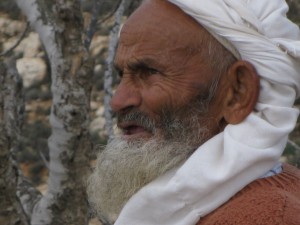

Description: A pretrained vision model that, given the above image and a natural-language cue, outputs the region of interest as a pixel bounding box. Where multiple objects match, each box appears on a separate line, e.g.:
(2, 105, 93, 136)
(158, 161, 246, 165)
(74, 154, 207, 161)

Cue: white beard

(87, 98, 211, 224)
(87, 136, 197, 224)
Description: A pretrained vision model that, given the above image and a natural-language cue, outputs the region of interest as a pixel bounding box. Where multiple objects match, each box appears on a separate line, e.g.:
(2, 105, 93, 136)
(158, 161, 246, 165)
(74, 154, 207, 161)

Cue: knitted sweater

(197, 164, 300, 225)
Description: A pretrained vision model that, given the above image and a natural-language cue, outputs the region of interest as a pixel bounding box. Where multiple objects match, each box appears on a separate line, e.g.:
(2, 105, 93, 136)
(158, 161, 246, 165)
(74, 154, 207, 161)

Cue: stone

(96, 106, 104, 117)
(18, 32, 41, 57)
(3, 32, 42, 57)
(89, 116, 106, 133)
(89, 35, 108, 57)
(0, 17, 23, 37)
(16, 58, 47, 88)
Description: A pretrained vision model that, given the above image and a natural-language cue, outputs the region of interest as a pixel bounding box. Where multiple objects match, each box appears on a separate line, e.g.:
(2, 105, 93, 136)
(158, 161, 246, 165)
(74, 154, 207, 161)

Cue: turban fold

(115, 1, 300, 224)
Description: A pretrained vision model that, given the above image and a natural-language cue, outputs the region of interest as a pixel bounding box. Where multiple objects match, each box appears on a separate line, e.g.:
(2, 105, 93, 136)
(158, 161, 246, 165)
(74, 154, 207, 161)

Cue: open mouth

(118, 122, 152, 139)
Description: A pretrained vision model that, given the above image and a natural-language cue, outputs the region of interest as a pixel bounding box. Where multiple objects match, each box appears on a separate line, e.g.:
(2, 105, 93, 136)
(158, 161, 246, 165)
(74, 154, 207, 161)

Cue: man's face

(88, 0, 229, 224)
(112, 0, 225, 144)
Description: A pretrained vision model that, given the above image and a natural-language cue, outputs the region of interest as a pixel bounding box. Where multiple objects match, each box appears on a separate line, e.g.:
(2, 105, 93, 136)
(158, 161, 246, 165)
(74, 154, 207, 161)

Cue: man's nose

(110, 80, 142, 113)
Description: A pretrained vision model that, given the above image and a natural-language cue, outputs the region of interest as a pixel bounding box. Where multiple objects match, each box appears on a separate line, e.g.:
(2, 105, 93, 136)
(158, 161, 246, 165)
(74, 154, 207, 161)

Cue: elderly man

(87, 0, 300, 224)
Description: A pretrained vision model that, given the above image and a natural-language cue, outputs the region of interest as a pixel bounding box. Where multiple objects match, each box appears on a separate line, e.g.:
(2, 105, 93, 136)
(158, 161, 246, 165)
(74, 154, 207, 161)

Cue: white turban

(115, 1, 300, 225)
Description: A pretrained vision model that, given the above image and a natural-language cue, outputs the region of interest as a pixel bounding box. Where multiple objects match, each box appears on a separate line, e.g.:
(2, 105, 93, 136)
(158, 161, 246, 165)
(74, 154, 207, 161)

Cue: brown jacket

(197, 164, 300, 225)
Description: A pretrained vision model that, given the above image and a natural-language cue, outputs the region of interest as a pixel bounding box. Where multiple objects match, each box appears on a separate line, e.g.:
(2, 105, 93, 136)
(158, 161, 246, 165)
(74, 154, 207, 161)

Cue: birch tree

(103, 0, 129, 140)
(0, 59, 28, 225)
(15, 0, 93, 224)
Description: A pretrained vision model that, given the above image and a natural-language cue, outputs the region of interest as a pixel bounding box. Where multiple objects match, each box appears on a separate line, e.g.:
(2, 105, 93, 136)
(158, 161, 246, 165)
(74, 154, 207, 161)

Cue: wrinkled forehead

(119, 0, 207, 48)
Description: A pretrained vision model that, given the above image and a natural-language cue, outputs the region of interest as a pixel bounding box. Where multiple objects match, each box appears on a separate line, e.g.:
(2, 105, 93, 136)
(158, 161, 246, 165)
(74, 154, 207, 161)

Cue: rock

(89, 35, 108, 57)
(93, 64, 102, 75)
(0, 17, 23, 37)
(89, 218, 103, 225)
(16, 58, 47, 88)
(3, 32, 42, 57)
(96, 106, 104, 116)
(17, 32, 41, 57)
(89, 116, 106, 133)
(90, 101, 97, 111)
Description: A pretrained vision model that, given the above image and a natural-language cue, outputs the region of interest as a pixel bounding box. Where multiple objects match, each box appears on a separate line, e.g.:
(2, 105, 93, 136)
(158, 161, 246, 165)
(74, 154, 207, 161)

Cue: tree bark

(103, 0, 129, 140)
(16, 0, 93, 224)
(0, 59, 29, 225)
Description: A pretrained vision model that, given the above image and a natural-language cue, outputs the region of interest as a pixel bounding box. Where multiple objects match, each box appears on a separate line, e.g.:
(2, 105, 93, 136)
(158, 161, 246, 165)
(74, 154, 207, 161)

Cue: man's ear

(222, 60, 259, 124)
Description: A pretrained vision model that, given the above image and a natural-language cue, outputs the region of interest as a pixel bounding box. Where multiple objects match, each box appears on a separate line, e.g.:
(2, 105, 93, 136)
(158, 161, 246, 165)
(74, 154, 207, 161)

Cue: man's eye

(146, 68, 159, 75)
(139, 68, 160, 79)
(118, 70, 123, 78)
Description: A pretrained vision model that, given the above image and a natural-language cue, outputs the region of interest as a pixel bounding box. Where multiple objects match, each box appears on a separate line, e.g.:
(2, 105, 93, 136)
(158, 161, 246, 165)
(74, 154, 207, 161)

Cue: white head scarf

(114, 0, 300, 224)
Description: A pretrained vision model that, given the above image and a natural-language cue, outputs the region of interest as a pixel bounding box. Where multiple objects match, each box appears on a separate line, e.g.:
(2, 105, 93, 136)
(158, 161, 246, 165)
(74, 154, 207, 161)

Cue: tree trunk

(103, 0, 129, 140)
(0, 59, 28, 225)
(16, 0, 93, 224)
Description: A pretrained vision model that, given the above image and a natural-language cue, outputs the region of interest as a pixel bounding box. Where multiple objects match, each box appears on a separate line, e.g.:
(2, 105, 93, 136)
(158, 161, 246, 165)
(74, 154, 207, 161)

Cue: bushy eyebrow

(114, 63, 122, 74)
(128, 59, 153, 71)
(114, 57, 164, 72)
